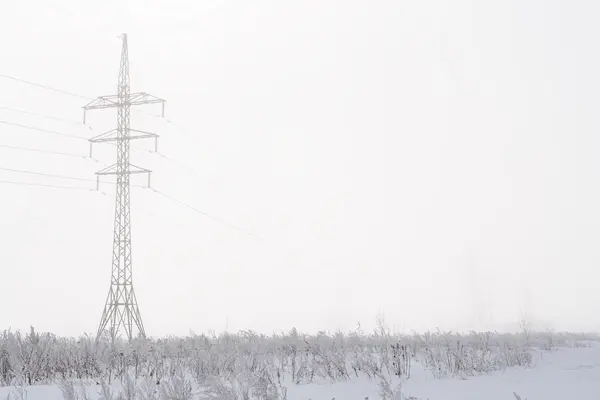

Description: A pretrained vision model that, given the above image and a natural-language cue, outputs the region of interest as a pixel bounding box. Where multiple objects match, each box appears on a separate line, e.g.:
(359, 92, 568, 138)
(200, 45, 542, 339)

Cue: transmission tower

(84, 33, 166, 341)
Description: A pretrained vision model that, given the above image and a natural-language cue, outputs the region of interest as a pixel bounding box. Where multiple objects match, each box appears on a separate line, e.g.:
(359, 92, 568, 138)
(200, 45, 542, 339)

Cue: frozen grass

(0, 324, 599, 399)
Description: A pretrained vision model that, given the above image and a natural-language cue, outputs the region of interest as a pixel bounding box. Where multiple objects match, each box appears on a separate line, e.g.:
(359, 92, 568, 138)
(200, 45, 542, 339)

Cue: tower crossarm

(83, 92, 165, 109)
(83, 92, 166, 123)
(88, 129, 159, 157)
(94, 163, 152, 189)
(96, 164, 151, 175)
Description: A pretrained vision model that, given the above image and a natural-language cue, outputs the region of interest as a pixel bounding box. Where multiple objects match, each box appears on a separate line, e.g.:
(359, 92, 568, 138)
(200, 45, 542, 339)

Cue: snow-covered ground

(2, 343, 600, 399)
(295, 343, 600, 400)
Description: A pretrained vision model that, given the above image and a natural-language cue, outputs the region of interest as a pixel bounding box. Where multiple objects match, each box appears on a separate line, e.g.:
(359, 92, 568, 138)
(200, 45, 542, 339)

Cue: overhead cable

(0, 73, 91, 100)
(0, 179, 95, 191)
(0, 105, 88, 126)
(149, 187, 264, 241)
(0, 120, 89, 140)
(0, 143, 88, 159)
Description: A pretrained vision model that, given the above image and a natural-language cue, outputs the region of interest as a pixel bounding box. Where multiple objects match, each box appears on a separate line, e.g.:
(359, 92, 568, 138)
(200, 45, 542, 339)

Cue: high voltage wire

(155, 151, 204, 180)
(0, 121, 202, 179)
(0, 143, 88, 159)
(0, 71, 213, 184)
(0, 105, 191, 166)
(142, 112, 212, 150)
(0, 156, 253, 238)
(0, 71, 209, 148)
(0, 166, 97, 182)
(0, 166, 260, 239)
(149, 187, 264, 241)
(0, 179, 142, 192)
(97, 136, 206, 178)
(0, 106, 88, 126)
(1, 163, 252, 237)
(0, 107, 203, 184)
(0, 71, 256, 239)
(0, 73, 91, 100)
(0, 105, 163, 158)
(0, 179, 95, 191)
(0, 166, 148, 189)
(0, 71, 166, 122)
(0, 73, 216, 186)
(0, 120, 89, 140)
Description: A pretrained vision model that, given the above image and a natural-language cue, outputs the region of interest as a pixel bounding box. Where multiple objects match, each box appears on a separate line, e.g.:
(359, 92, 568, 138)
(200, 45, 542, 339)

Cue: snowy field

(0, 328, 599, 399)
(278, 343, 600, 400)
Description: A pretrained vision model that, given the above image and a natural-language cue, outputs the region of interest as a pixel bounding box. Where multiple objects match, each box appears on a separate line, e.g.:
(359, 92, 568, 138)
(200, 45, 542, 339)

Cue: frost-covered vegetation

(0, 323, 597, 399)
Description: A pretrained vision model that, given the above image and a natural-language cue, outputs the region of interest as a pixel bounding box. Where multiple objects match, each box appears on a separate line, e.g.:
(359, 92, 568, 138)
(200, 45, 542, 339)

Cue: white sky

(0, 0, 598, 337)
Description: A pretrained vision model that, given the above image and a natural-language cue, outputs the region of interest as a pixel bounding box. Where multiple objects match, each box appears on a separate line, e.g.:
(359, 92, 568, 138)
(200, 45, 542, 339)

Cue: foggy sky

(0, 0, 598, 337)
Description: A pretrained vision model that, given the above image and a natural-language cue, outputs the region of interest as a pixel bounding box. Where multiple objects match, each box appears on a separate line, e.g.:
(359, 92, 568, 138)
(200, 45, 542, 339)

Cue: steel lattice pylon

(83, 34, 166, 342)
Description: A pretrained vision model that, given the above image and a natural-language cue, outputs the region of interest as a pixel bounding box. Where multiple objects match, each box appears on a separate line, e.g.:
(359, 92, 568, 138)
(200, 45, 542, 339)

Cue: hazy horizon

(0, 0, 598, 337)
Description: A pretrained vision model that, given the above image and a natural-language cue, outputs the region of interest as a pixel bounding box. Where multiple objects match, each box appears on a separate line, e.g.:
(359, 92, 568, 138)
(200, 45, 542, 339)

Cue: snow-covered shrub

(0, 323, 595, 399)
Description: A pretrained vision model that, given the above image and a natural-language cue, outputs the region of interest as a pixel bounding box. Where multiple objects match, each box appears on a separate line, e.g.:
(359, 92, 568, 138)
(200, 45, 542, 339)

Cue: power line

(0, 143, 88, 159)
(0, 170, 255, 234)
(155, 151, 204, 180)
(0, 167, 262, 238)
(0, 71, 212, 153)
(139, 112, 209, 147)
(0, 165, 151, 190)
(0, 120, 89, 140)
(99, 145, 209, 185)
(0, 106, 89, 127)
(0, 70, 251, 236)
(0, 73, 91, 100)
(149, 187, 264, 241)
(0, 71, 166, 124)
(0, 71, 200, 140)
(0, 179, 95, 192)
(0, 166, 97, 183)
